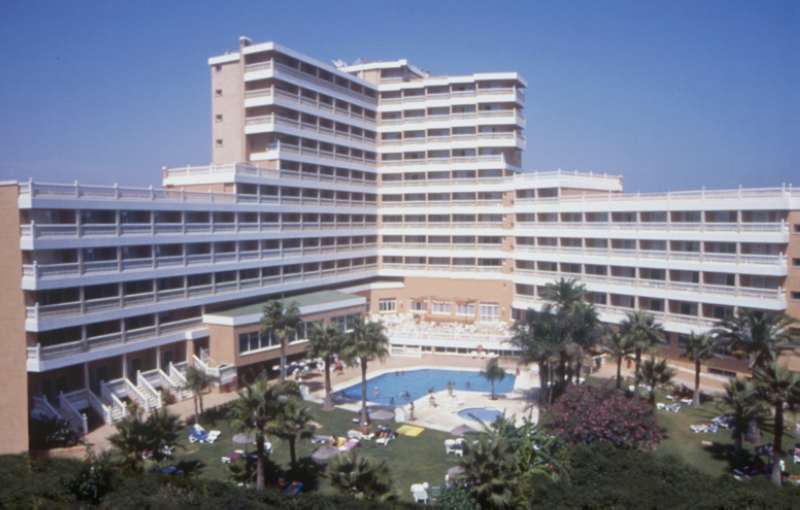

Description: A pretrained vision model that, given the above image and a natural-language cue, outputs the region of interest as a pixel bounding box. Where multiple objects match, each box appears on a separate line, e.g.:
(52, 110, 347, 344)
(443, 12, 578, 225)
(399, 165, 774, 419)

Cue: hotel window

(238, 331, 275, 354)
(215, 88, 223, 97)
(456, 303, 475, 317)
(215, 139, 224, 148)
(411, 300, 426, 313)
(215, 114, 223, 123)
(332, 314, 358, 333)
(378, 298, 396, 313)
(794, 224, 800, 234)
(792, 292, 800, 301)
(480, 303, 500, 322)
(794, 258, 800, 268)
(432, 301, 452, 315)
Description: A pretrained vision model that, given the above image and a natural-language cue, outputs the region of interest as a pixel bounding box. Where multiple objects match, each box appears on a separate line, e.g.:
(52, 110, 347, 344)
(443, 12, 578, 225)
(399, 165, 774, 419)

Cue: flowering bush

(547, 385, 662, 449)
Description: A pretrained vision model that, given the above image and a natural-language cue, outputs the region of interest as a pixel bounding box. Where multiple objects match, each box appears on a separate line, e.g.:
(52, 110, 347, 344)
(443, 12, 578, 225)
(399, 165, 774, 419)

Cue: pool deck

(305, 354, 539, 432)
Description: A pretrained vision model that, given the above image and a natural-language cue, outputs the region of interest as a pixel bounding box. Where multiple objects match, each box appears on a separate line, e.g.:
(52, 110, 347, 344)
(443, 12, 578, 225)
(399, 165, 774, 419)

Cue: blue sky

(0, 0, 796, 192)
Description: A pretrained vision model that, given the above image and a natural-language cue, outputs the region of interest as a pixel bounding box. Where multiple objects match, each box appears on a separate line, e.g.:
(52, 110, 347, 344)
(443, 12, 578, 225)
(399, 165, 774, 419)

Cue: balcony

(514, 221, 789, 234)
(23, 243, 378, 281)
(378, 110, 526, 128)
(250, 142, 377, 171)
(162, 163, 377, 188)
(20, 220, 377, 241)
(378, 132, 524, 148)
(378, 153, 506, 167)
(513, 245, 787, 267)
(379, 88, 524, 105)
(512, 294, 718, 329)
(243, 87, 376, 125)
(26, 263, 379, 323)
(243, 61, 378, 107)
(26, 317, 205, 368)
(244, 113, 376, 149)
(512, 268, 786, 301)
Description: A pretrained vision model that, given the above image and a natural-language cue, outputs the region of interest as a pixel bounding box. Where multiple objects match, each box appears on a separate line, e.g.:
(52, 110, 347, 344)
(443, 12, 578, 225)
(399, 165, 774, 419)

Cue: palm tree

(327, 451, 395, 501)
(459, 436, 518, 509)
(681, 332, 718, 406)
(109, 408, 182, 472)
(268, 398, 313, 466)
(230, 378, 301, 490)
(564, 301, 601, 384)
(721, 378, 767, 457)
(261, 300, 302, 381)
(482, 358, 507, 400)
(540, 278, 586, 310)
(510, 308, 559, 404)
(342, 317, 390, 427)
(604, 331, 634, 389)
(307, 323, 344, 411)
(619, 311, 665, 391)
(184, 365, 209, 424)
(640, 357, 675, 404)
(715, 310, 798, 370)
(752, 361, 800, 486)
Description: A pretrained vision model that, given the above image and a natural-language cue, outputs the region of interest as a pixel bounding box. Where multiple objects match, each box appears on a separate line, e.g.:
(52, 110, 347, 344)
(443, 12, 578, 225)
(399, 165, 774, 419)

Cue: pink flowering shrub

(547, 385, 662, 449)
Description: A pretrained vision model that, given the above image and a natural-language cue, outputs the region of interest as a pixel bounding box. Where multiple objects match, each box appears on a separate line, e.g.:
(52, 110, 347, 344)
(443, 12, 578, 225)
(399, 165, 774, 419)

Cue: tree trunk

(198, 391, 204, 416)
(256, 433, 265, 491)
(634, 349, 642, 390)
(360, 358, 369, 426)
(323, 358, 333, 411)
(734, 430, 743, 457)
(192, 395, 199, 425)
(692, 359, 701, 407)
(289, 437, 297, 466)
(279, 335, 287, 381)
(772, 401, 784, 486)
(538, 361, 547, 404)
(491, 381, 496, 400)
(575, 361, 583, 385)
(615, 356, 622, 389)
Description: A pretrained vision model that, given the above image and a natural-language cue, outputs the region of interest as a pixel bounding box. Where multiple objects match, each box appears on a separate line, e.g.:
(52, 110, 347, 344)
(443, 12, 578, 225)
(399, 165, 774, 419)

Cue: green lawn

(172, 401, 460, 500)
(585, 376, 800, 477)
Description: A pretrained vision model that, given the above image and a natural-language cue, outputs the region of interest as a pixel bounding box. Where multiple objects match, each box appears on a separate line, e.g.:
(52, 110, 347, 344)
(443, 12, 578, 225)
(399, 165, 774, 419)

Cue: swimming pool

(333, 368, 516, 406)
(457, 407, 504, 424)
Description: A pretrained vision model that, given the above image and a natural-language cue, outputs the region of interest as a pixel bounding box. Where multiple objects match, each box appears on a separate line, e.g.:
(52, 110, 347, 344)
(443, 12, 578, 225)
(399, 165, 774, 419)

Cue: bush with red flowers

(546, 384, 662, 449)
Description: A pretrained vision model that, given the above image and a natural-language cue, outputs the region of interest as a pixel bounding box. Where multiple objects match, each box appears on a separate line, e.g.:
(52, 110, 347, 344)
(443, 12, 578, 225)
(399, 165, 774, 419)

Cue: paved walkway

(593, 359, 730, 395)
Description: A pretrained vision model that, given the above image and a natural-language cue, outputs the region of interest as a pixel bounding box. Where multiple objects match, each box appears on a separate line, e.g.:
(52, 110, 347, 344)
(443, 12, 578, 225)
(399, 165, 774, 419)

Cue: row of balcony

(244, 86, 377, 124)
(513, 268, 784, 301)
(515, 246, 785, 266)
(379, 110, 525, 127)
(514, 221, 789, 233)
(379, 88, 524, 105)
(378, 131, 524, 147)
(21, 221, 378, 240)
(27, 317, 202, 362)
(26, 263, 379, 321)
(244, 114, 376, 147)
(252, 141, 377, 168)
(512, 294, 718, 329)
(244, 60, 377, 105)
(162, 163, 378, 188)
(23, 243, 378, 280)
(378, 153, 507, 167)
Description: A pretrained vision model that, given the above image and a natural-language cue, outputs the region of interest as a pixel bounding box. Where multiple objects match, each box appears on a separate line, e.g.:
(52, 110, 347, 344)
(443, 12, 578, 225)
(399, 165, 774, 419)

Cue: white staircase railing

(101, 380, 128, 421)
(84, 389, 113, 425)
(117, 377, 151, 414)
(168, 362, 192, 399)
(31, 395, 63, 422)
(136, 371, 163, 410)
(58, 391, 88, 435)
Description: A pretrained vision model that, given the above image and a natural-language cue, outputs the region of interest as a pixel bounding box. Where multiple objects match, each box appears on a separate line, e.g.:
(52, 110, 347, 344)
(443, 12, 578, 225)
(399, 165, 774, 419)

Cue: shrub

(547, 384, 661, 449)
(29, 417, 80, 450)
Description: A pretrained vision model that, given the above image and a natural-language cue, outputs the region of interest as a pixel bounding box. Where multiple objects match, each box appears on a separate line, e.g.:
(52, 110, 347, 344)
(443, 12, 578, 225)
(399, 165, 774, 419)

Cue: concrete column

(156, 345, 161, 370)
(121, 353, 128, 379)
(83, 363, 90, 390)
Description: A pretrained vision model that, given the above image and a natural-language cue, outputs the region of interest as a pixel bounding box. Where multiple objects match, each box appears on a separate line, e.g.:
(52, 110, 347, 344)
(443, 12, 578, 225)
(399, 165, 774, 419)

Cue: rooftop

(203, 290, 366, 326)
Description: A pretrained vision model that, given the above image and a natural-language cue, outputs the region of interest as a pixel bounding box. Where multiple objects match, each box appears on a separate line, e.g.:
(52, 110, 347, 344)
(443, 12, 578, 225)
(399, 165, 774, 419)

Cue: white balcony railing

(244, 113, 377, 146)
(512, 269, 785, 301)
(162, 162, 377, 188)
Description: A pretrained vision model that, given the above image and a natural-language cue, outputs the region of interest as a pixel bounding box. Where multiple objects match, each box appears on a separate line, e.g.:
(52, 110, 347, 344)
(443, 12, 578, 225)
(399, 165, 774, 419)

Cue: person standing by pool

(465, 381, 471, 390)
(373, 387, 380, 399)
(447, 381, 455, 398)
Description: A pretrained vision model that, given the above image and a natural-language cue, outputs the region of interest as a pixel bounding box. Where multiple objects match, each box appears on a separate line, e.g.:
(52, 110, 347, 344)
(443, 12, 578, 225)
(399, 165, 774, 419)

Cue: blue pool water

(457, 407, 504, 424)
(334, 368, 516, 406)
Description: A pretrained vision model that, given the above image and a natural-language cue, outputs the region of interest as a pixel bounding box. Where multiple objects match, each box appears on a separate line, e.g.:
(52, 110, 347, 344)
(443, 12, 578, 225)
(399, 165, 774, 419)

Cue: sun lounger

(206, 430, 222, 444)
(376, 435, 393, 446)
(411, 483, 430, 504)
(339, 438, 359, 451)
(312, 434, 333, 445)
(445, 438, 465, 456)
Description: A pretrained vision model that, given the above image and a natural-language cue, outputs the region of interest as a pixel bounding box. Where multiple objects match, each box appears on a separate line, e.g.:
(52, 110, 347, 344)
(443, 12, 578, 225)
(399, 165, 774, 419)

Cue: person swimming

(465, 381, 471, 390)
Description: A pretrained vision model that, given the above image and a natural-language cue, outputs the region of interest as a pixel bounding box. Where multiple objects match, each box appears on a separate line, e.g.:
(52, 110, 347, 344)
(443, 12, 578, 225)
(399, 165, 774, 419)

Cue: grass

(172, 401, 460, 500)
(586, 375, 800, 477)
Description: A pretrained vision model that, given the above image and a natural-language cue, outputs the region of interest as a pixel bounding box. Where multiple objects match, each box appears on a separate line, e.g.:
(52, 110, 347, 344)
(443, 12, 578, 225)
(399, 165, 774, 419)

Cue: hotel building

(0, 37, 798, 453)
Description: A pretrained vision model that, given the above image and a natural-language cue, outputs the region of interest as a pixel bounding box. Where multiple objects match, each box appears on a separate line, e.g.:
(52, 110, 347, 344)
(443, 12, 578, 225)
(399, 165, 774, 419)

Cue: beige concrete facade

(367, 276, 514, 322)
(211, 58, 245, 165)
(0, 184, 30, 453)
